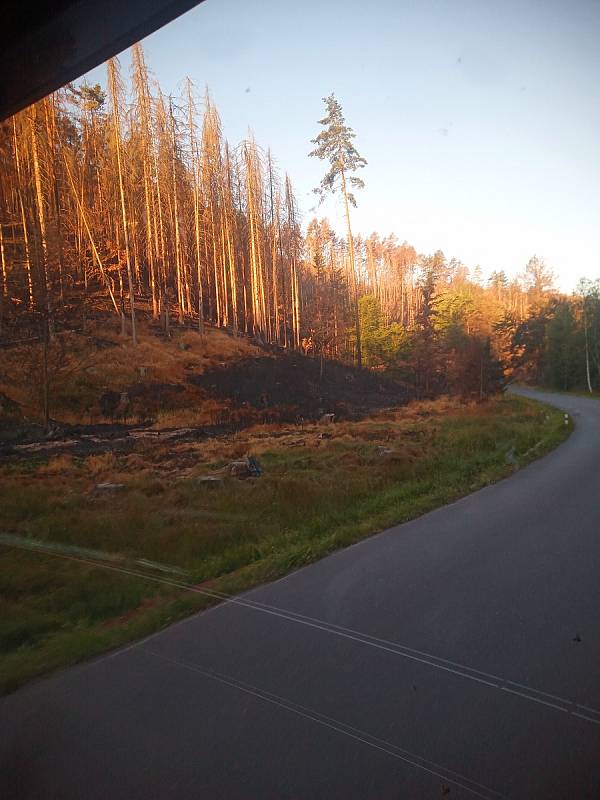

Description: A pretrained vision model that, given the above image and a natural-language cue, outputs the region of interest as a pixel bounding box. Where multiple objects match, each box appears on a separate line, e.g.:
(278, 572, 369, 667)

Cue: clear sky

(84, 0, 600, 292)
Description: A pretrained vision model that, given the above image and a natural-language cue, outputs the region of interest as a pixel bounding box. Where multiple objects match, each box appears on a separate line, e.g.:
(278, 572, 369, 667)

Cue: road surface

(2, 387, 600, 799)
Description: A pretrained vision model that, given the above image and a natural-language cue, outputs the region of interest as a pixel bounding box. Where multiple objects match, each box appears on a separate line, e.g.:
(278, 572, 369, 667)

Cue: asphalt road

(2, 387, 600, 799)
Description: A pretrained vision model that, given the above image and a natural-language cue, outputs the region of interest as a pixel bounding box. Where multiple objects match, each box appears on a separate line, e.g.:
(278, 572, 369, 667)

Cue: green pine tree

(359, 294, 404, 368)
(309, 94, 367, 366)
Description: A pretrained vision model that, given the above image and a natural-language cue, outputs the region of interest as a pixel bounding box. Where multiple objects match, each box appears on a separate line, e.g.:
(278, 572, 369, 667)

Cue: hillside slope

(0, 318, 412, 450)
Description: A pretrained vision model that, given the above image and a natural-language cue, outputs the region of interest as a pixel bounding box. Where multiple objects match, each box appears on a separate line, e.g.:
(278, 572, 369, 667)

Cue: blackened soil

(0, 353, 413, 461)
(188, 353, 412, 422)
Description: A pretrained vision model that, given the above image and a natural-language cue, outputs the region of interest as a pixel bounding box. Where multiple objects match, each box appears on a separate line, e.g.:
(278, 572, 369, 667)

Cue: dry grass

(0, 319, 261, 425)
(0, 393, 571, 694)
(36, 454, 76, 476)
(151, 398, 237, 428)
(83, 452, 119, 477)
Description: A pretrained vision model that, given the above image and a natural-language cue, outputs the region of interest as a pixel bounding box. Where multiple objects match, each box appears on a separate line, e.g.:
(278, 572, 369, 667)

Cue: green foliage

(544, 302, 582, 390)
(73, 82, 106, 111)
(447, 336, 505, 400)
(309, 94, 367, 206)
(433, 290, 474, 339)
(410, 252, 446, 396)
(511, 300, 557, 383)
(578, 278, 600, 389)
(510, 283, 600, 392)
(358, 294, 406, 367)
(488, 270, 508, 293)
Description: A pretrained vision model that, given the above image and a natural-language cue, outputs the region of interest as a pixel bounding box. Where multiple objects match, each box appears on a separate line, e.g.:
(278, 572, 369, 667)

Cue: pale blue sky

(85, 0, 600, 291)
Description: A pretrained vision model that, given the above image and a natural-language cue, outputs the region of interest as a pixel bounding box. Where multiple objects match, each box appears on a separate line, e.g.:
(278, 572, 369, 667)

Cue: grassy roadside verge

(0, 394, 571, 695)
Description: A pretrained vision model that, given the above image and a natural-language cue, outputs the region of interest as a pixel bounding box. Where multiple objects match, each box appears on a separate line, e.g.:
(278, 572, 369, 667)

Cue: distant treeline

(501, 279, 600, 392)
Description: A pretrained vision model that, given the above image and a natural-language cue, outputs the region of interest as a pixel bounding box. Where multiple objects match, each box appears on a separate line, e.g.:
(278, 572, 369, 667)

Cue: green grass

(0, 394, 570, 694)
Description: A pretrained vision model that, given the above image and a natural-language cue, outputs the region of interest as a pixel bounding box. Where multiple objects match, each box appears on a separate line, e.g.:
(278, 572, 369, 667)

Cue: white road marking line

(4, 536, 600, 728)
(504, 680, 581, 705)
(499, 687, 568, 714)
(573, 712, 600, 725)
(576, 703, 600, 718)
(143, 647, 507, 800)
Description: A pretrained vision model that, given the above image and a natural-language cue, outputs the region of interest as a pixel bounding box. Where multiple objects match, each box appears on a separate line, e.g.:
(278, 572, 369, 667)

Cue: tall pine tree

(310, 94, 366, 366)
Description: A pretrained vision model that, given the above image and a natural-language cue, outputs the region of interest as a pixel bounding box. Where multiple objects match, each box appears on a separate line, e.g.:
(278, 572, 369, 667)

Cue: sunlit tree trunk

(186, 78, 205, 334)
(132, 43, 159, 318)
(169, 98, 184, 323)
(284, 175, 301, 349)
(30, 103, 51, 319)
(340, 167, 361, 366)
(0, 225, 7, 300)
(107, 58, 137, 344)
(223, 144, 238, 335)
(63, 153, 120, 315)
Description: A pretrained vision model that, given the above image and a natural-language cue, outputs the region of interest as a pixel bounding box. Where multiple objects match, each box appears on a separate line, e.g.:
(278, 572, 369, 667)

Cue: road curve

(2, 387, 600, 799)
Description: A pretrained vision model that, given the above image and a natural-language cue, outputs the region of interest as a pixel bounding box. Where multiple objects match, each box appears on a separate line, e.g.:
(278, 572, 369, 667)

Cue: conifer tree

(310, 94, 366, 366)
